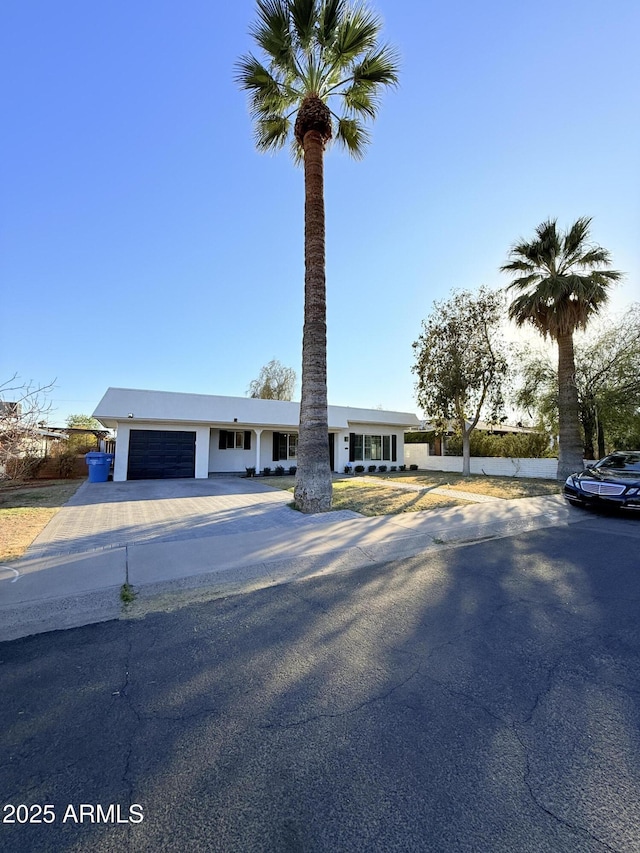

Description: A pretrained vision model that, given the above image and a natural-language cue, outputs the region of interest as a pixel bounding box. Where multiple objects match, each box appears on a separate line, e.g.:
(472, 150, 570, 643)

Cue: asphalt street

(1, 511, 639, 852)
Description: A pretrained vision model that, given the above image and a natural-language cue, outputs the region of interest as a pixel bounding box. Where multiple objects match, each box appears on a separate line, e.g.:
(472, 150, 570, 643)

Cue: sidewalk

(0, 478, 580, 642)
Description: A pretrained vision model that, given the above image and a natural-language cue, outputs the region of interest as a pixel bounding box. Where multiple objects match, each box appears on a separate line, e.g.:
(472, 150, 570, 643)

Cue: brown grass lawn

(385, 471, 562, 499)
(260, 470, 561, 515)
(0, 479, 85, 562)
(330, 480, 472, 515)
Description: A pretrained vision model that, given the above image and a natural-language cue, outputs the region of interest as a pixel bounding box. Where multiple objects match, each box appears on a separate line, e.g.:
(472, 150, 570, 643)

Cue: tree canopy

(515, 304, 640, 458)
(412, 287, 509, 476)
(247, 359, 297, 401)
(66, 414, 103, 430)
(236, 0, 400, 161)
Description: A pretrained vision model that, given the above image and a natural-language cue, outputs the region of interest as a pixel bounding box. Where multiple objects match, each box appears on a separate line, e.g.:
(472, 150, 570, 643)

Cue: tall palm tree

(501, 217, 622, 480)
(236, 0, 399, 512)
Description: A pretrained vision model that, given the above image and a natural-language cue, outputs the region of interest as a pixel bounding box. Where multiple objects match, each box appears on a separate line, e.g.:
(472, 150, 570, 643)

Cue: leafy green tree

(66, 414, 102, 429)
(445, 430, 551, 459)
(501, 217, 622, 479)
(247, 359, 297, 400)
(412, 287, 509, 476)
(65, 413, 103, 452)
(512, 347, 558, 447)
(576, 304, 640, 456)
(237, 0, 399, 512)
(514, 303, 640, 458)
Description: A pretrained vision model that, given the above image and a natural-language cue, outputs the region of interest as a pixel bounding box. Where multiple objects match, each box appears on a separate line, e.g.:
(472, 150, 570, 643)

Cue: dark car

(564, 451, 640, 511)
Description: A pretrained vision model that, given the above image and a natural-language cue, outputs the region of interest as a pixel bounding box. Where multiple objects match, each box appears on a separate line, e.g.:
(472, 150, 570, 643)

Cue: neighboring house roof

(419, 419, 541, 435)
(36, 428, 68, 440)
(93, 387, 421, 431)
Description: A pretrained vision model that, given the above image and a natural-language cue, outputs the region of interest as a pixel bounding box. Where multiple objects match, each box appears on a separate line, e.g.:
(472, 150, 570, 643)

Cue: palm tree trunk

(294, 130, 332, 513)
(580, 393, 596, 460)
(556, 332, 585, 480)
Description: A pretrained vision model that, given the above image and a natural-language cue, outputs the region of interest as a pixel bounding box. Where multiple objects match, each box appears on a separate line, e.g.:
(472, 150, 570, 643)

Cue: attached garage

(127, 429, 196, 480)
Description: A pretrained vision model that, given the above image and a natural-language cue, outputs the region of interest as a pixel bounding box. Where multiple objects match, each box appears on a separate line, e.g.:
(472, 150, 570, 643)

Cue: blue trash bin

(85, 452, 113, 483)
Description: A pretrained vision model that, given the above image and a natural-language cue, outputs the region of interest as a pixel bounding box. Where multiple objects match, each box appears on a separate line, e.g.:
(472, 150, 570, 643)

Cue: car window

(597, 454, 640, 473)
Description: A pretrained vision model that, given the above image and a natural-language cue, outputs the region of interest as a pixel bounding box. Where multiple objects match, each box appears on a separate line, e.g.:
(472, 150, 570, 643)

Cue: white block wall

(403, 444, 559, 479)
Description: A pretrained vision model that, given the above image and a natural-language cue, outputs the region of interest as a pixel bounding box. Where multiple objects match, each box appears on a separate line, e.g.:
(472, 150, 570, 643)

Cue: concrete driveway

(24, 476, 360, 558)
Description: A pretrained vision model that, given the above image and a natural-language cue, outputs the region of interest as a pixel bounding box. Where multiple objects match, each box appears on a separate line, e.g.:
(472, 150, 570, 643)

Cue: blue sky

(2, 0, 638, 426)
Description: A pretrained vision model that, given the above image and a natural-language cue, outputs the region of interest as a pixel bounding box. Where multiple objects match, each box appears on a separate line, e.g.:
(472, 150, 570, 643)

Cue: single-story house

(92, 387, 421, 482)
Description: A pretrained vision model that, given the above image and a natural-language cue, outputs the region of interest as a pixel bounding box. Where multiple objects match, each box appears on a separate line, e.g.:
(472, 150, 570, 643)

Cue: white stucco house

(92, 387, 420, 482)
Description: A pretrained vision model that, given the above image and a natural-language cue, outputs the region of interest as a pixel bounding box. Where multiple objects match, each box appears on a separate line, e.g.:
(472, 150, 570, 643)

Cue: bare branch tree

(0, 374, 56, 479)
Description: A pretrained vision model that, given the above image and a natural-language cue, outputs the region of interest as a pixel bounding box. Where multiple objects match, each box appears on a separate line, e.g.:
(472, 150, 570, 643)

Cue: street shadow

(1, 517, 640, 852)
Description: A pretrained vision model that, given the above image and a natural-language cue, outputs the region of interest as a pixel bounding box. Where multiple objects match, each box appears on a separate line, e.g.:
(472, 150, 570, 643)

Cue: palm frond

(250, 0, 294, 71)
(235, 54, 279, 94)
(563, 216, 591, 258)
(236, 54, 299, 124)
(339, 83, 378, 118)
(332, 5, 381, 63)
(574, 248, 617, 270)
(504, 272, 542, 292)
(350, 45, 400, 88)
(290, 135, 304, 165)
(508, 292, 551, 336)
(334, 116, 370, 158)
(318, 0, 346, 47)
(254, 115, 291, 152)
(499, 259, 534, 276)
(290, 0, 317, 51)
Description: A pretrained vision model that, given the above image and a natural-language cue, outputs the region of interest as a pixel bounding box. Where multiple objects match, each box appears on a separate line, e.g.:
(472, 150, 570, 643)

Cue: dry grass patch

(0, 479, 84, 562)
(331, 480, 471, 515)
(260, 470, 561, 515)
(391, 472, 561, 499)
(261, 474, 474, 515)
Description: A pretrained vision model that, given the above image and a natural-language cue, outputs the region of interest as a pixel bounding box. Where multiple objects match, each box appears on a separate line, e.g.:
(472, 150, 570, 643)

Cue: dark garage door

(127, 430, 196, 480)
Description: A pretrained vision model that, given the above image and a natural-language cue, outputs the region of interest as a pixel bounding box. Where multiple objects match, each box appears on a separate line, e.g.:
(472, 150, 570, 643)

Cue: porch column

(254, 428, 263, 472)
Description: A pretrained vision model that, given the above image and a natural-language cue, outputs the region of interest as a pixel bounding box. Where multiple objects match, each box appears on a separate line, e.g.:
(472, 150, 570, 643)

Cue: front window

(351, 433, 396, 462)
(364, 435, 382, 461)
(275, 432, 297, 460)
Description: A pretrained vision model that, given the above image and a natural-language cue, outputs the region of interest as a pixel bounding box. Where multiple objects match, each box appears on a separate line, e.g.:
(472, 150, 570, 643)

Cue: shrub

(390, 466, 397, 472)
(368, 464, 377, 473)
(288, 466, 297, 475)
(56, 450, 79, 479)
(354, 465, 365, 473)
(262, 467, 272, 476)
(244, 466, 256, 478)
(378, 465, 387, 472)
(274, 465, 285, 476)
(7, 455, 46, 480)
(409, 464, 418, 471)
(399, 465, 406, 471)
(445, 430, 550, 458)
